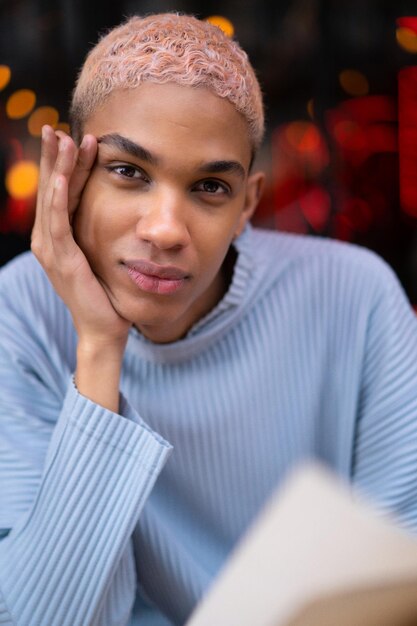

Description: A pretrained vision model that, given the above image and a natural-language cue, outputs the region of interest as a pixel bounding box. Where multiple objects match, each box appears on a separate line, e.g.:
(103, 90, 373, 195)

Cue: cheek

(195, 227, 235, 279)
(195, 207, 242, 257)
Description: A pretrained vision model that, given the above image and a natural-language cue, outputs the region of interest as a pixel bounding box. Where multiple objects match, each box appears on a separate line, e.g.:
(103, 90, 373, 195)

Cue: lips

(124, 259, 189, 280)
(123, 259, 190, 295)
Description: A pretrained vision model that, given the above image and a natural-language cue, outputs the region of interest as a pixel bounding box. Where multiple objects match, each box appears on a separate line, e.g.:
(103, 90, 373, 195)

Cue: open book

(186, 464, 417, 626)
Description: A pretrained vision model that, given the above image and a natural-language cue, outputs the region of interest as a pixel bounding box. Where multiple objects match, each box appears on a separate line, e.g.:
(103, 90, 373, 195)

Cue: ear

(234, 171, 266, 238)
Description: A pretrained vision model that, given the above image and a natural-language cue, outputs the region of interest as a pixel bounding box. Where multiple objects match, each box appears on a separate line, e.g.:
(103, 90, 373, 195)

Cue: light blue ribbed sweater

(2, 224, 417, 625)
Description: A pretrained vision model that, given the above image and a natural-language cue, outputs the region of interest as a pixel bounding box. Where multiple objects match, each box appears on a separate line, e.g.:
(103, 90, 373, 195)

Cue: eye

(107, 164, 148, 181)
(194, 179, 230, 195)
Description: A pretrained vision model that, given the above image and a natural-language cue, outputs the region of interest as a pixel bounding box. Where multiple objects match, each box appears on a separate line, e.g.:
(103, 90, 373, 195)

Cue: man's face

(74, 82, 264, 343)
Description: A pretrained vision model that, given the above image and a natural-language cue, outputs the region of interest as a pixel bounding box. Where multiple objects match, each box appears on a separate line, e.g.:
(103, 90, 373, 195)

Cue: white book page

(186, 464, 417, 626)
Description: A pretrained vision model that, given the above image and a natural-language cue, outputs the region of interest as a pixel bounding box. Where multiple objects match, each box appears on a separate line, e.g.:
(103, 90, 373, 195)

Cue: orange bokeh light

(205, 15, 234, 38)
(5, 161, 39, 199)
(0, 65, 11, 91)
(307, 99, 315, 119)
(28, 106, 59, 136)
(396, 27, 417, 53)
(339, 70, 369, 97)
(55, 122, 71, 135)
(6, 89, 36, 119)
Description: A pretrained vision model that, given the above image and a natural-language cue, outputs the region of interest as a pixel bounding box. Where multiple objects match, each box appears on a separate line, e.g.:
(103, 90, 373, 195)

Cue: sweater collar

(187, 223, 254, 336)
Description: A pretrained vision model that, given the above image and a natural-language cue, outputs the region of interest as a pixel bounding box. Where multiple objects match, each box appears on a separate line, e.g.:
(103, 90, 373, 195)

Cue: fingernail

(41, 125, 48, 140)
(54, 176, 62, 190)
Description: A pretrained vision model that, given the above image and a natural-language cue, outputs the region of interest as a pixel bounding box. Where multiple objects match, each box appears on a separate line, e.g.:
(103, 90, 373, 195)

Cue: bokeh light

(299, 187, 331, 232)
(6, 89, 36, 119)
(398, 66, 417, 217)
(307, 99, 314, 119)
(5, 161, 39, 200)
(396, 27, 417, 53)
(205, 15, 234, 37)
(333, 120, 366, 152)
(341, 197, 373, 233)
(397, 16, 417, 32)
(0, 65, 11, 91)
(284, 121, 322, 153)
(339, 95, 395, 124)
(274, 120, 329, 177)
(28, 106, 59, 136)
(55, 122, 71, 134)
(339, 70, 369, 97)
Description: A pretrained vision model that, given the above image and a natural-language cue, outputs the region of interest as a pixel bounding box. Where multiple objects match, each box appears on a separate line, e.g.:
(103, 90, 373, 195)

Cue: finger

(49, 174, 79, 260)
(40, 128, 76, 207)
(36, 127, 71, 208)
(33, 125, 59, 235)
(53, 134, 78, 180)
(55, 129, 69, 141)
(39, 125, 59, 194)
(41, 134, 76, 216)
(39, 136, 77, 247)
(68, 134, 98, 216)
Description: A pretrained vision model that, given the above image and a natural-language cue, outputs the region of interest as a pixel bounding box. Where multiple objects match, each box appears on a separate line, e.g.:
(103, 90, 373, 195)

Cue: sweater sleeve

(352, 260, 417, 533)
(0, 263, 172, 625)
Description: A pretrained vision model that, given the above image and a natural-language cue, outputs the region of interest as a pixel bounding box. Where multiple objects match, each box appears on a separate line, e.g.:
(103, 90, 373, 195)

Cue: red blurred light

(284, 121, 322, 153)
(327, 96, 397, 167)
(339, 96, 396, 124)
(341, 198, 373, 233)
(396, 17, 417, 34)
(0, 197, 34, 234)
(365, 124, 397, 153)
(333, 214, 354, 241)
(398, 66, 417, 217)
(333, 120, 367, 152)
(274, 204, 308, 235)
(299, 187, 331, 232)
(273, 121, 329, 177)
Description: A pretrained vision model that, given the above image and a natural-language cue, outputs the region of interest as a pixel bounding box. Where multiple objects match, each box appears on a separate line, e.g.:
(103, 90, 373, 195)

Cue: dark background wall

(2, 0, 417, 301)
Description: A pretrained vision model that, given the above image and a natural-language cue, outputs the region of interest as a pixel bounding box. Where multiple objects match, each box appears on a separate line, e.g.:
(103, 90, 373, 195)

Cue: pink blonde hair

(69, 13, 265, 151)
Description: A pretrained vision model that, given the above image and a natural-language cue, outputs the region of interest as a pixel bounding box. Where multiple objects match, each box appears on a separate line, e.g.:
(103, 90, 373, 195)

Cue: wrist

(75, 340, 126, 413)
(77, 340, 125, 364)
(77, 332, 128, 358)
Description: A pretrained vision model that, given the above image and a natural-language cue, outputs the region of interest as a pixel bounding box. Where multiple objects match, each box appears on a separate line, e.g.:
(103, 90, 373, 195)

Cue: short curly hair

(69, 13, 265, 151)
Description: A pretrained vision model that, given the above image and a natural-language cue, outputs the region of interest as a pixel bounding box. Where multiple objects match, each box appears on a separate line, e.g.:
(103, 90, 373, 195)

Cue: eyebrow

(97, 133, 157, 165)
(197, 160, 246, 179)
(97, 132, 246, 178)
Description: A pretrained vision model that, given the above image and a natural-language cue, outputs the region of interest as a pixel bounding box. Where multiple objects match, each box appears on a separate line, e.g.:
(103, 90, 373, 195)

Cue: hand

(31, 126, 132, 410)
(31, 125, 132, 351)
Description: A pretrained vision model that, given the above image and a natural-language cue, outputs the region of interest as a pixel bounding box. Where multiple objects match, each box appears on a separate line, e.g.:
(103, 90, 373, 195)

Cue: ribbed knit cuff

(65, 376, 171, 460)
(0, 376, 172, 626)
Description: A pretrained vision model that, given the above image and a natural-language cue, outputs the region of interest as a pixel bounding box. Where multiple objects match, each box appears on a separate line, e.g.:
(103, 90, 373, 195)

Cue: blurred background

(2, 0, 417, 301)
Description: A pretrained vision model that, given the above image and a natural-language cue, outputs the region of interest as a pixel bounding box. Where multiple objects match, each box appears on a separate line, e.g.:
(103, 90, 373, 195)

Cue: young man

(1, 12, 417, 626)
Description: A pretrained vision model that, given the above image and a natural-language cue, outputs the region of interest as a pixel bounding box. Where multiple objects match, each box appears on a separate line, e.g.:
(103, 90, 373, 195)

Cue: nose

(136, 188, 190, 251)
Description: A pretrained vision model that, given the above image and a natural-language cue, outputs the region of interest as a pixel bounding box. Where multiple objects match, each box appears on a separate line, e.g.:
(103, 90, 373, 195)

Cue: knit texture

(1, 224, 417, 625)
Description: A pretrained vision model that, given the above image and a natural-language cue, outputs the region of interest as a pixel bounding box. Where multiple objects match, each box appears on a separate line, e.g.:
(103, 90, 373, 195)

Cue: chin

(117, 297, 185, 328)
